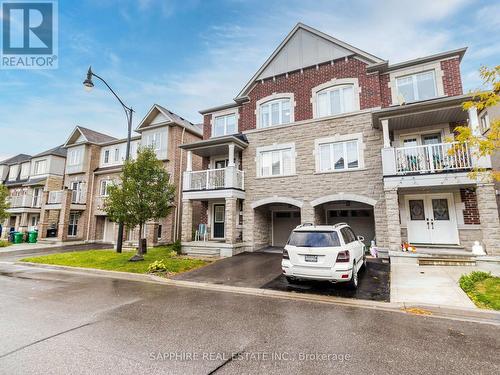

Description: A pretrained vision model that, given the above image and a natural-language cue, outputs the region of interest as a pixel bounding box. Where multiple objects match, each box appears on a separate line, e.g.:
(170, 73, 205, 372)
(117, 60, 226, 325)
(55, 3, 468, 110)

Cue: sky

(0, 0, 499, 160)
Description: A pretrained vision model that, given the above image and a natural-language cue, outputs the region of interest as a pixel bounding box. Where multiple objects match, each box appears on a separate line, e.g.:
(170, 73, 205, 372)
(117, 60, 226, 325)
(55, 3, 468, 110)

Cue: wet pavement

(0, 262, 499, 374)
(174, 251, 390, 301)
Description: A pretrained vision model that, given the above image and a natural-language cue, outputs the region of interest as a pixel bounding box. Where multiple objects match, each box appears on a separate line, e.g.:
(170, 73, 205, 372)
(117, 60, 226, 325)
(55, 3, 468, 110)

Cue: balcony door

(213, 204, 225, 239)
(405, 193, 459, 245)
(214, 159, 228, 169)
(68, 213, 79, 237)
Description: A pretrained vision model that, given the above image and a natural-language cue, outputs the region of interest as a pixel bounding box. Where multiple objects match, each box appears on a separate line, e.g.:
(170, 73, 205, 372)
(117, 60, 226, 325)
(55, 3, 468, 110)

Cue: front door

(68, 213, 79, 237)
(406, 194, 459, 245)
(213, 204, 225, 239)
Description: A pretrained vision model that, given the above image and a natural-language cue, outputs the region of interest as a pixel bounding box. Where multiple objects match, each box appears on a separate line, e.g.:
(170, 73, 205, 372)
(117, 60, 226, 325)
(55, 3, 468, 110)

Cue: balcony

(47, 190, 63, 204)
(7, 194, 42, 211)
(183, 167, 244, 191)
(71, 190, 86, 204)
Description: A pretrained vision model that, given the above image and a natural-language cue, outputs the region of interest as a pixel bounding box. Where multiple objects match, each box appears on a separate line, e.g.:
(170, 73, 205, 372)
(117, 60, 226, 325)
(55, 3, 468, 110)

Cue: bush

(0, 240, 11, 248)
(172, 240, 182, 255)
(459, 271, 491, 293)
(147, 260, 169, 274)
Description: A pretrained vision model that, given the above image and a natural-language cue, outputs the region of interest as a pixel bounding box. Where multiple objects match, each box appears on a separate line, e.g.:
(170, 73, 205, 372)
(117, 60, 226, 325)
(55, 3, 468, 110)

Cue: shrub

(459, 271, 492, 293)
(147, 260, 169, 274)
(172, 240, 182, 255)
(0, 240, 11, 248)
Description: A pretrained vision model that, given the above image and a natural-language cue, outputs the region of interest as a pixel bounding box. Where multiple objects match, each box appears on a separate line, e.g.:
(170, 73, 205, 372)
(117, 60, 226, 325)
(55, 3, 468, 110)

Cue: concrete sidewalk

(391, 262, 500, 309)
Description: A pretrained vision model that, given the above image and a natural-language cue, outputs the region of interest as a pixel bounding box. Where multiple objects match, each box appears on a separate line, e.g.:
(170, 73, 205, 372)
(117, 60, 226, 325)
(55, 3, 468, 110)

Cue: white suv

(281, 223, 366, 289)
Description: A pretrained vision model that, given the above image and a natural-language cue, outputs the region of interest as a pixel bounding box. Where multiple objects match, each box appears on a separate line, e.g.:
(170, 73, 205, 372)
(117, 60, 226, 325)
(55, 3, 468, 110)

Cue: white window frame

(103, 150, 110, 164)
(210, 109, 239, 138)
(395, 70, 437, 103)
(68, 147, 82, 166)
(146, 132, 161, 151)
(314, 133, 365, 173)
(114, 147, 120, 162)
(100, 179, 113, 197)
(311, 78, 361, 119)
(20, 163, 30, 179)
(256, 143, 296, 178)
(479, 112, 490, 133)
(255, 93, 295, 129)
(389, 62, 445, 105)
(33, 159, 46, 175)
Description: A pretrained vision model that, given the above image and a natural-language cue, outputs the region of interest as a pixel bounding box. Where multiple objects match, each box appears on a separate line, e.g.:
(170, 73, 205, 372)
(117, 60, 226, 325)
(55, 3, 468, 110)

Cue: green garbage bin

(13, 232, 23, 244)
(28, 231, 38, 243)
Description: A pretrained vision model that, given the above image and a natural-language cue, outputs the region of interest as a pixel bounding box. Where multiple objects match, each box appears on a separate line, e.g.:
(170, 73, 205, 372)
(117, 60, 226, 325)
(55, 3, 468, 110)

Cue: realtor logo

(1, 1, 58, 69)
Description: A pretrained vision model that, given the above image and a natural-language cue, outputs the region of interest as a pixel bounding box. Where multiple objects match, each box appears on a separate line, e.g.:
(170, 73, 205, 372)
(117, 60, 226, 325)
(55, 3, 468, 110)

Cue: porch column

(19, 212, 29, 232)
(301, 202, 315, 224)
(225, 197, 237, 244)
(186, 151, 192, 172)
(228, 143, 235, 167)
(468, 106, 481, 136)
(57, 189, 72, 242)
(38, 192, 49, 239)
(181, 199, 193, 242)
(476, 183, 500, 255)
(381, 119, 391, 148)
(384, 188, 401, 251)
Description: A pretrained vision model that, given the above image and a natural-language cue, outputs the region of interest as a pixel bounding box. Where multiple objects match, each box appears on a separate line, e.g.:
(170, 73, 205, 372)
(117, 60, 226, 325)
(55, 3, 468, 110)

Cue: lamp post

(83, 66, 133, 253)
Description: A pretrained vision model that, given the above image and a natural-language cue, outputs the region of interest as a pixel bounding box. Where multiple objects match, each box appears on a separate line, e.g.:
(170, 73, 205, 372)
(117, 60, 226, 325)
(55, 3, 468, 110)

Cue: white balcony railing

(47, 190, 63, 204)
(183, 167, 244, 191)
(8, 194, 34, 208)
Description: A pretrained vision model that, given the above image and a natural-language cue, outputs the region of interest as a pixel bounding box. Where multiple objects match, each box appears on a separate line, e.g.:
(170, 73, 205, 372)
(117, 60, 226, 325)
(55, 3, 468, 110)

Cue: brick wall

(460, 188, 480, 225)
(379, 73, 392, 108)
(441, 57, 463, 97)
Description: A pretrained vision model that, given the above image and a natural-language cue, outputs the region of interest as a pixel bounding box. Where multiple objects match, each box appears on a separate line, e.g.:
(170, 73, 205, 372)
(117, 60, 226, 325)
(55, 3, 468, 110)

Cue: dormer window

(259, 98, 291, 128)
(317, 85, 354, 117)
(33, 160, 46, 175)
(396, 71, 437, 102)
(213, 113, 237, 137)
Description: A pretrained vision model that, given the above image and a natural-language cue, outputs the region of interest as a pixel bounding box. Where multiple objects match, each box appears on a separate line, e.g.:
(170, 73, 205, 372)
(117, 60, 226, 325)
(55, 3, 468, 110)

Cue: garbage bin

(28, 231, 38, 243)
(13, 232, 23, 244)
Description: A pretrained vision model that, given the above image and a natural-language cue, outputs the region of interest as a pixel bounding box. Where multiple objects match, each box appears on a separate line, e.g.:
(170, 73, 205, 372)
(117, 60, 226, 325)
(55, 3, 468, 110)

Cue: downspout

(175, 127, 186, 241)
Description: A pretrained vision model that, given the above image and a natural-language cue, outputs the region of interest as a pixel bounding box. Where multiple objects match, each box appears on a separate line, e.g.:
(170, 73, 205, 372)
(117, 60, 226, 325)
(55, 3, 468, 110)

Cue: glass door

(68, 213, 79, 237)
(213, 205, 225, 239)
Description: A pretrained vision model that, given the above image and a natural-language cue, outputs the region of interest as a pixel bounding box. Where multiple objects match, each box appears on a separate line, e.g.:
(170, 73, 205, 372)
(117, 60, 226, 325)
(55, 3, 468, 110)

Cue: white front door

(406, 193, 459, 245)
(103, 218, 115, 242)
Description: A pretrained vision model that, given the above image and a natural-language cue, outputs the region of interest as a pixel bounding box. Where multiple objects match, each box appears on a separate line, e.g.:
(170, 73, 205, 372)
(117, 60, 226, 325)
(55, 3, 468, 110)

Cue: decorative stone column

(225, 197, 237, 244)
(300, 202, 315, 224)
(384, 188, 401, 251)
(181, 199, 193, 242)
(476, 183, 500, 255)
(57, 190, 72, 242)
(19, 212, 29, 233)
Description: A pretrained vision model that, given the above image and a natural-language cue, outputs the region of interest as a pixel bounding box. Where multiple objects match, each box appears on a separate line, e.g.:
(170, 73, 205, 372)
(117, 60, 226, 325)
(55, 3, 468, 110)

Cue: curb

(14, 261, 500, 326)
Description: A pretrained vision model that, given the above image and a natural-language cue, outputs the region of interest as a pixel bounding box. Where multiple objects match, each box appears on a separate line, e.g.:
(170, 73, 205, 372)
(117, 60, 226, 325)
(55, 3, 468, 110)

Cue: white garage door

(273, 211, 301, 247)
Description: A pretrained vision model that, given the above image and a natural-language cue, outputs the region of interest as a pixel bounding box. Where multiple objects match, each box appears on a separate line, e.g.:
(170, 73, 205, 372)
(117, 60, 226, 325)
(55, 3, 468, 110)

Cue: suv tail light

(336, 250, 350, 263)
(283, 249, 289, 260)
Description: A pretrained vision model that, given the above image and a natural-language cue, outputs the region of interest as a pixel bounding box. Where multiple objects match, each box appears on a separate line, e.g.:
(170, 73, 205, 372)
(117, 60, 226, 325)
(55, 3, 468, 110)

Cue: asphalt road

(0, 262, 499, 375)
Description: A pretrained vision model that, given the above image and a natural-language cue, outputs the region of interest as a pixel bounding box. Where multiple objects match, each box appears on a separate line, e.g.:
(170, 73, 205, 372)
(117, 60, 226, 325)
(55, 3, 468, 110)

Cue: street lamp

(83, 66, 134, 253)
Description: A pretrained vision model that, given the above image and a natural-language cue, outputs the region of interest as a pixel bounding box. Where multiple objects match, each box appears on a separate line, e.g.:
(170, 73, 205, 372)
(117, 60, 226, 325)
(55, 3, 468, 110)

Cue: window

(317, 85, 354, 117)
(100, 180, 112, 196)
(287, 231, 341, 247)
(396, 71, 437, 102)
(480, 113, 490, 133)
(157, 225, 162, 240)
(114, 148, 120, 162)
(20, 163, 30, 179)
(68, 148, 82, 166)
(318, 140, 359, 172)
(104, 150, 110, 164)
(213, 114, 237, 137)
(259, 147, 294, 177)
(259, 98, 291, 128)
(33, 160, 46, 175)
(340, 227, 356, 244)
(146, 133, 161, 150)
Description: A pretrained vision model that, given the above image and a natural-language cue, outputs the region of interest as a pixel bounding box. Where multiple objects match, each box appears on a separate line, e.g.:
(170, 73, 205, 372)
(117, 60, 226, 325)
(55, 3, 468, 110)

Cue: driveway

(174, 251, 390, 301)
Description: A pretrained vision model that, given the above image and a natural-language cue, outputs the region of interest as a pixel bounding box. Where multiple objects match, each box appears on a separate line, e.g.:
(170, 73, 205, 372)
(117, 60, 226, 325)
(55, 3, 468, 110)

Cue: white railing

(47, 190, 63, 204)
(395, 142, 471, 174)
(183, 167, 245, 191)
(9, 194, 34, 208)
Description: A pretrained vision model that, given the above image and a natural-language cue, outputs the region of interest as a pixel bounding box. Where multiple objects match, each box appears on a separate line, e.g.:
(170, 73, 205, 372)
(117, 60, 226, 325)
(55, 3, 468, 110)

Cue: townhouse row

(1, 105, 202, 246)
(2, 23, 499, 256)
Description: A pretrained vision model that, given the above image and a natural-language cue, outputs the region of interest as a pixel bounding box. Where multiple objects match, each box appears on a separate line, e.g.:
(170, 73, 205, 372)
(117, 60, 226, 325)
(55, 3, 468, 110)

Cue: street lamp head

(83, 66, 94, 92)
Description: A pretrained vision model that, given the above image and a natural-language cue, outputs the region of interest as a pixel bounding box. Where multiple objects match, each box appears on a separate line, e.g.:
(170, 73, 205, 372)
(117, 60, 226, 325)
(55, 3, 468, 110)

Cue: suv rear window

(287, 231, 341, 247)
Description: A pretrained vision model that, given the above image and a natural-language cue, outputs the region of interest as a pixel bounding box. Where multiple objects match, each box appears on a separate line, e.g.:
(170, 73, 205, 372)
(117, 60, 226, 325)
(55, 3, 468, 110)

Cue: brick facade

(460, 188, 480, 225)
(441, 57, 463, 97)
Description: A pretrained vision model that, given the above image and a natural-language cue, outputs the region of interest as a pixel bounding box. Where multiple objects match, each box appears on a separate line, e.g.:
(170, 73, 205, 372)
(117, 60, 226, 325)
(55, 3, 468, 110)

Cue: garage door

(327, 209, 374, 246)
(273, 211, 301, 247)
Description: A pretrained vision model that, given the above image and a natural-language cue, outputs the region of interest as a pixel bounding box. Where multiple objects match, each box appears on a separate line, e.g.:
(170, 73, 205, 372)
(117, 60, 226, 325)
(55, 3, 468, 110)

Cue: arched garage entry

(311, 194, 377, 247)
(252, 197, 303, 248)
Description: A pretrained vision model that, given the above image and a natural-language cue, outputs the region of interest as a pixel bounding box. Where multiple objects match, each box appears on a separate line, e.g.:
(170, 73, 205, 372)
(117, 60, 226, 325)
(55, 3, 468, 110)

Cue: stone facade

(476, 183, 500, 255)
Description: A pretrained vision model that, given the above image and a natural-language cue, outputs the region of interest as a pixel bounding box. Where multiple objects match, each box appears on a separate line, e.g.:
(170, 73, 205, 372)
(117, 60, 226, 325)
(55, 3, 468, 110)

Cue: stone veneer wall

(241, 112, 388, 250)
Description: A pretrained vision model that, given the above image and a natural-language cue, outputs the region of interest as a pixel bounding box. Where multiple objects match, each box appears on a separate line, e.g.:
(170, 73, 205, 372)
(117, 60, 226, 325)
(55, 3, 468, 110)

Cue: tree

(105, 147, 175, 261)
(451, 65, 500, 181)
(0, 184, 9, 222)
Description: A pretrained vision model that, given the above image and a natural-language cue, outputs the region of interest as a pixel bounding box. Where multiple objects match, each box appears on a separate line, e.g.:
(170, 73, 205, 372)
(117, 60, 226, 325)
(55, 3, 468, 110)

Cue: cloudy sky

(0, 0, 499, 160)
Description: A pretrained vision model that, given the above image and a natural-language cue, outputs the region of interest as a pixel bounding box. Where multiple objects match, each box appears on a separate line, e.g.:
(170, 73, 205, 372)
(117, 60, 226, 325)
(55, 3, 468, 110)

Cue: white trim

(210, 108, 239, 138)
(311, 78, 361, 119)
(388, 62, 444, 105)
(251, 196, 303, 209)
(255, 93, 295, 129)
(314, 133, 365, 172)
(310, 193, 377, 207)
(256, 142, 296, 178)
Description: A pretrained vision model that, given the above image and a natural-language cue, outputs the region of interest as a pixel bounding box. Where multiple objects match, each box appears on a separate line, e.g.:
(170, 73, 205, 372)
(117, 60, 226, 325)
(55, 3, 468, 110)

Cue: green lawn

(20, 246, 209, 275)
(0, 240, 12, 248)
(459, 271, 500, 310)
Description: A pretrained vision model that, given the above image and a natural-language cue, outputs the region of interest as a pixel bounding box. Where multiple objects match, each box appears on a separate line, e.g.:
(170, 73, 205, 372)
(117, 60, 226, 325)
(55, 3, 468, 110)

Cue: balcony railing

(8, 194, 36, 208)
(183, 167, 244, 191)
(382, 141, 474, 176)
(47, 190, 63, 204)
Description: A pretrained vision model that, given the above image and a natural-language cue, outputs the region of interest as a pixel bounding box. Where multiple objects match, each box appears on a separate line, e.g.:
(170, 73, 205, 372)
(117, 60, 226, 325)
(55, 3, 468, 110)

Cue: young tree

(0, 184, 9, 222)
(105, 147, 175, 261)
(451, 65, 500, 181)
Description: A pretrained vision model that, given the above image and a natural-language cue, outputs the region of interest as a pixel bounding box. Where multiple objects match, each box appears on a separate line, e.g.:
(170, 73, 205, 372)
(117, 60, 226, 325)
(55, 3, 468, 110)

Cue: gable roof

(32, 144, 67, 158)
(235, 23, 384, 100)
(136, 104, 202, 136)
(64, 126, 117, 147)
(0, 153, 32, 166)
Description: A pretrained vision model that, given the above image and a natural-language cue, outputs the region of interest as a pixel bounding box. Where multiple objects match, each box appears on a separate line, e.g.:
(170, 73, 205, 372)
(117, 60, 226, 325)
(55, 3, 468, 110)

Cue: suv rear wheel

(348, 261, 359, 290)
